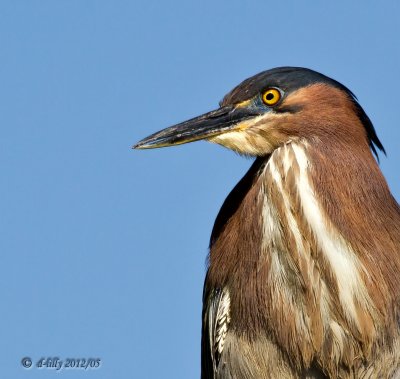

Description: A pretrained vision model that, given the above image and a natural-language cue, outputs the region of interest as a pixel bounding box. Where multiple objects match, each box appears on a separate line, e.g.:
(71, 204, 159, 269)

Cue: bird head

(134, 67, 384, 158)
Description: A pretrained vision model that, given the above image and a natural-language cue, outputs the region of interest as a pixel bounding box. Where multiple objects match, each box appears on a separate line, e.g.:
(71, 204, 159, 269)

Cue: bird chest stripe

(291, 144, 370, 327)
(261, 147, 325, 358)
(267, 151, 305, 256)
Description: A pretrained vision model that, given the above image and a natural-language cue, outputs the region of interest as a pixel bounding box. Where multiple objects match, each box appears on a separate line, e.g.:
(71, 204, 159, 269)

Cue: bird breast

(207, 142, 394, 376)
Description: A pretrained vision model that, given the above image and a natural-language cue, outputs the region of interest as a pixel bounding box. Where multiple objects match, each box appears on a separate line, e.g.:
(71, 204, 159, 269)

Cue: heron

(134, 67, 400, 378)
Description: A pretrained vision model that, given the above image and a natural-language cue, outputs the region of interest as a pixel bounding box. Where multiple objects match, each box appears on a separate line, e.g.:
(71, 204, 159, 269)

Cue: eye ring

(262, 88, 281, 106)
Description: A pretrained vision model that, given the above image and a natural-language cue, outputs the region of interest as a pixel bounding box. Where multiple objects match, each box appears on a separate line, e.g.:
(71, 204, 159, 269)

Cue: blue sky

(1, 1, 399, 378)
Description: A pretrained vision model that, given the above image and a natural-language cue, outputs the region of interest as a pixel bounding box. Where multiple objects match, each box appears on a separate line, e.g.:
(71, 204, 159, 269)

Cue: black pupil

(266, 92, 274, 101)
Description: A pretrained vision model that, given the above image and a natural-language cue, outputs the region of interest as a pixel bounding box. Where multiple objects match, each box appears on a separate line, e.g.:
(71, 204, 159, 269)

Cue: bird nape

(134, 67, 400, 379)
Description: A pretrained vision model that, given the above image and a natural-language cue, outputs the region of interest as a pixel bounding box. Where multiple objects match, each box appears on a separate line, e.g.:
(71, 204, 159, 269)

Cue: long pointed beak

(133, 103, 261, 149)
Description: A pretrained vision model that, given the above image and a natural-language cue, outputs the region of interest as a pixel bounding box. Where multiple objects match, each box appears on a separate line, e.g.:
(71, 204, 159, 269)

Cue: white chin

(208, 130, 274, 156)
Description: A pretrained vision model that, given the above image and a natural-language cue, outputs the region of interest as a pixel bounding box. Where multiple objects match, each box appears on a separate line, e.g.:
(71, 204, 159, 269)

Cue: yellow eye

(262, 88, 281, 106)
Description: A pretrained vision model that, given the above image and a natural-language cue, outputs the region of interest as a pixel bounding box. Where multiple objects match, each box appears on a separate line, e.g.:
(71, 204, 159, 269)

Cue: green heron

(134, 67, 400, 378)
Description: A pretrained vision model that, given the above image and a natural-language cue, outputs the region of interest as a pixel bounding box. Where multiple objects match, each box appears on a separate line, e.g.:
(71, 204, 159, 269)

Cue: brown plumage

(134, 67, 400, 378)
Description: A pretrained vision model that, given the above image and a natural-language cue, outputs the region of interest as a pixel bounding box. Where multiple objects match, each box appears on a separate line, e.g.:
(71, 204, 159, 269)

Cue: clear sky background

(1, 1, 399, 378)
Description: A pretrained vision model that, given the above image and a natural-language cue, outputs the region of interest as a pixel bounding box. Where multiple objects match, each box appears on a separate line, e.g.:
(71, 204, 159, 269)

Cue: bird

(134, 67, 400, 378)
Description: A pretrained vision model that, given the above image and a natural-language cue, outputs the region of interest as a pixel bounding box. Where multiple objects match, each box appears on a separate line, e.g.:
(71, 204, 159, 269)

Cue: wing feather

(201, 276, 231, 379)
